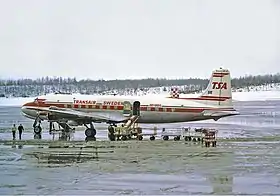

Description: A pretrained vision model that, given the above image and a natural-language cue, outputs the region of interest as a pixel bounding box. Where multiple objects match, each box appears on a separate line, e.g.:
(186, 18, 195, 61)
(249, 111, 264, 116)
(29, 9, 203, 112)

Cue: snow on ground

(232, 90, 280, 101)
(1, 89, 280, 106)
(0, 97, 35, 107)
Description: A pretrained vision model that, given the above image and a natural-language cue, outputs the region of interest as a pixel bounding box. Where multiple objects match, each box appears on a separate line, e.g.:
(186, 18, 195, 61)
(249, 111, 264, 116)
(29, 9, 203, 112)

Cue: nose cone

(21, 105, 28, 115)
(21, 102, 37, 119)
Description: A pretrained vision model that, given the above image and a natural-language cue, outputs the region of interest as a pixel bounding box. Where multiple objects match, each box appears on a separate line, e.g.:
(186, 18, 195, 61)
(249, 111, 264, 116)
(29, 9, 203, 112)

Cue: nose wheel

(34, 125, 42, 134)
(33, 114, 42, 136)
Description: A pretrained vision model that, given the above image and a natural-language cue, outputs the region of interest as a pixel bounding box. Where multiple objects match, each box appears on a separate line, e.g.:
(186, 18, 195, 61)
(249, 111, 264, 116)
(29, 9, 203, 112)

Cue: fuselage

(21, 93, 236, 124)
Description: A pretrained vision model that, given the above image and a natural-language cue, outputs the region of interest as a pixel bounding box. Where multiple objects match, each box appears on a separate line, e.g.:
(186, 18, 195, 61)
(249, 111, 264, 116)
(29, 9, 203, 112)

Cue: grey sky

(0, 0, 279, 80)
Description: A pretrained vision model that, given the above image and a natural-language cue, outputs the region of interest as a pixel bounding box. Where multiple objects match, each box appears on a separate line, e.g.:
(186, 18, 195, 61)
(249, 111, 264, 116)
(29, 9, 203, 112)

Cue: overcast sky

(0, 0, 279, 80)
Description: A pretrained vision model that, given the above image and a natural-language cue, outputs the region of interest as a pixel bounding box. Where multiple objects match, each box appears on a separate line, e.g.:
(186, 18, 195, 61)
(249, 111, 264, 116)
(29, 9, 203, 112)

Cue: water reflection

(10, 141, 23, 149)
(26, 144, 115, 167)
(208, 175, 233, 194)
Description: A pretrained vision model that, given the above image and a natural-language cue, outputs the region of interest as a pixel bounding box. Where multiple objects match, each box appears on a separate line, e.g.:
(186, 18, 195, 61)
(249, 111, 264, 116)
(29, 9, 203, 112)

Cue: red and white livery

(21, 68, 239, 138)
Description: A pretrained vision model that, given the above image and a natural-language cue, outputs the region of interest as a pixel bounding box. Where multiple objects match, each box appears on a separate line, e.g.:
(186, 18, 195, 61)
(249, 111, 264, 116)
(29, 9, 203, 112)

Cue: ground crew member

(18, 124, 24, 140)
(12, 124, 16, 140)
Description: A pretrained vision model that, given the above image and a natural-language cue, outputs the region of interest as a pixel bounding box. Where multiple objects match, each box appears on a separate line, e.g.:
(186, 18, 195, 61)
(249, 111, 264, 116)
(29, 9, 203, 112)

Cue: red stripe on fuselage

(22, 101, 235, 113)
(167, 95, 231, 101)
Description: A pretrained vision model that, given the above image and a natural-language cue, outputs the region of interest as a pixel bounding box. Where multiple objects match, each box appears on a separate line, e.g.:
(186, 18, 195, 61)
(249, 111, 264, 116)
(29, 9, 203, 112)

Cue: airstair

(123, 115, 139, 129)
(108, 114, 141, 141)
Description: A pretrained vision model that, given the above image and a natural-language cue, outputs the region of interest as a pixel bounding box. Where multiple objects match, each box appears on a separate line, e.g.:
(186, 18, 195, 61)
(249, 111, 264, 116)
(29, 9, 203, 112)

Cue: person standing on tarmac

(18, 124, 24, 140)
(12, 124, 16, 140)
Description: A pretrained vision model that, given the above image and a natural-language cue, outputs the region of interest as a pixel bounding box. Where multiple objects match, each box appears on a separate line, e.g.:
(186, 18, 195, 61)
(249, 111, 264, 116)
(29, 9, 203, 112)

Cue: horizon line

(0, 72, 280, 82)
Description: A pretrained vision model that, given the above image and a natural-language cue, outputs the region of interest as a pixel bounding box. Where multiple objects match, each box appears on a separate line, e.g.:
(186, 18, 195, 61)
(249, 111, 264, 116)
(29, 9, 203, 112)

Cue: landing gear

(33, 114, 42, 138)
(84, 122, 96, 141)
(34, 125, 42, 134)
(85, 128, 96, 137)
(108, 125, 116, 141)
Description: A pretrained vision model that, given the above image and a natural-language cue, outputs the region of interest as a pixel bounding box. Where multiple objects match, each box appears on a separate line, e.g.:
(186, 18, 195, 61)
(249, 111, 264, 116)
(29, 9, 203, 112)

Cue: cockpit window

(34, 97, 46, 102)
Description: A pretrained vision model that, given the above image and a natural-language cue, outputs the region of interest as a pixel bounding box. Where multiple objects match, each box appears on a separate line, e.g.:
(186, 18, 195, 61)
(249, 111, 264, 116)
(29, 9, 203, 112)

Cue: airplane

(21, 68, 239, 140)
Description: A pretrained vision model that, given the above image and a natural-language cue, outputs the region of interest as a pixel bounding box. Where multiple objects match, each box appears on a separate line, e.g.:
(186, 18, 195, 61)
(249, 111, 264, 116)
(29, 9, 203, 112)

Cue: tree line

(0, 73, 280, 97)
(1, 73, 280, 88)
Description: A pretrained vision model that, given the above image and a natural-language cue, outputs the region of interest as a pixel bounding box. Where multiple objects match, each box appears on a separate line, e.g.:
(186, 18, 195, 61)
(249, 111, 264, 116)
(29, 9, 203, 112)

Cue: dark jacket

(18, 125, 24, 132)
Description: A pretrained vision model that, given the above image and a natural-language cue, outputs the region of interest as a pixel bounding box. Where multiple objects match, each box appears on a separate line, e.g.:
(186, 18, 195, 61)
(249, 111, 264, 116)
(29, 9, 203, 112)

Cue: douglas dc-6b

(21, 68, 239, 140)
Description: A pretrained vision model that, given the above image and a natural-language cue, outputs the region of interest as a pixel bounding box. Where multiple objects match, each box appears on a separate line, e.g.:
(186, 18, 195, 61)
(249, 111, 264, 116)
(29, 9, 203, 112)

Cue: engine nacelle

(67, 120, 80, 126)
(47, 113, 59, 121)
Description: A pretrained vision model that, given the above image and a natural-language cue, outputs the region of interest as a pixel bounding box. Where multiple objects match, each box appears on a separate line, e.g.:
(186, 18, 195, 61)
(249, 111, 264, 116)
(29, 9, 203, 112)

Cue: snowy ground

(1, 89, 280, 106)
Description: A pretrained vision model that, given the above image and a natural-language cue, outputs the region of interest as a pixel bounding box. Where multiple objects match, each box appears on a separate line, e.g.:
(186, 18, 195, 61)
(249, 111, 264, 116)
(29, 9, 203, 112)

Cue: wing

(39, 106, 127, 123)
(202, 110, 239, 118)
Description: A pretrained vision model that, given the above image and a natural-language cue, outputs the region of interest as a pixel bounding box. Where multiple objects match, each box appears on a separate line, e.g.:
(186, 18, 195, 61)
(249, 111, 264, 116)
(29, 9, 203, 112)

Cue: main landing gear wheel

(108, 125, 116, 141)
(85, 128, 96, 142)
(85, 128, 96, 137)
(84, 122, 97, 142)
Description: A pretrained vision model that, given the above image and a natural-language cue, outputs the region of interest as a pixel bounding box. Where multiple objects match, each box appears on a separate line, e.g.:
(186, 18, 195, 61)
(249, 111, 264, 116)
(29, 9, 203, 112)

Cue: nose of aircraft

(21, 102, 28, 115)
(21, 102, 36, 118)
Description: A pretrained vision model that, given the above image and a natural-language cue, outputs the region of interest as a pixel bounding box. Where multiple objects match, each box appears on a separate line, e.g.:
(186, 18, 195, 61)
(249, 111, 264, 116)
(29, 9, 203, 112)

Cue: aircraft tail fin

(199, 68, 233, 107)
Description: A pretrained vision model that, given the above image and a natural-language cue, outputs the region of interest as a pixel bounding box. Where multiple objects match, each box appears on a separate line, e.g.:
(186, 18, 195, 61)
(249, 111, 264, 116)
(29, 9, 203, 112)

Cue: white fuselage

(21, 93, 235, 124)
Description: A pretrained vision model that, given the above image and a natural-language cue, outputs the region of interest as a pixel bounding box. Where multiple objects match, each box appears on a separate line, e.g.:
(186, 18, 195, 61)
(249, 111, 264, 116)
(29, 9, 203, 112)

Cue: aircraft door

(133, 101, 141, 116)
(123, 101, 132, 117)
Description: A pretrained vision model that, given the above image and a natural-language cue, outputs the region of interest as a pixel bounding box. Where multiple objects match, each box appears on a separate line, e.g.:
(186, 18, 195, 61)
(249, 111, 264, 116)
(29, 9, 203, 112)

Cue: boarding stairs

(113, 115, 140, 138)
(124, 115, 139, 129)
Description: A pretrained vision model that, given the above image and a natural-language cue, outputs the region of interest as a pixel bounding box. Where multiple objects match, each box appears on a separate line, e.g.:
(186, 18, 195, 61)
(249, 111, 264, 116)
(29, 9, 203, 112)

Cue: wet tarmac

(0, 100, 280, 195)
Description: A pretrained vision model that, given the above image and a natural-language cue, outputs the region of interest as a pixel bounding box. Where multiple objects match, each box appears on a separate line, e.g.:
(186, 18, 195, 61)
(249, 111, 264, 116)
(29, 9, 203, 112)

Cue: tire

(150, 136, 155, 141)
(85, 128, 96, 137)
(121, 136, 127, 141)
(163, 135, 169, 141)
(108, 134, 116, 141)
(138, 135, 143, 140)
(91, 128, 96, 136)
(108, 125, 114, 134)
(34, 126, 42, 134)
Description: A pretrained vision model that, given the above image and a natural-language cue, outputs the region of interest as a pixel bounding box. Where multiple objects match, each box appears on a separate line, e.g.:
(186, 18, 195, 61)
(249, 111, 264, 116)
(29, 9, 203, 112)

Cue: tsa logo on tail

(212, 82, 227, 90)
